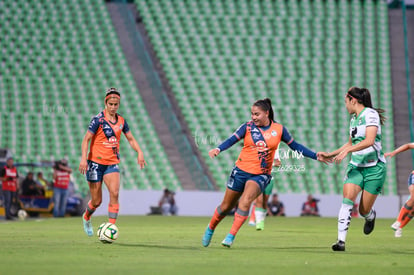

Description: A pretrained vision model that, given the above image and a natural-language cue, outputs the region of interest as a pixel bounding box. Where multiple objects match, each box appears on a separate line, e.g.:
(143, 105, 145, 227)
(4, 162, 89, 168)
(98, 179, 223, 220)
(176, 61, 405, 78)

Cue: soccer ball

(97, 222, 119, 243)
(17, 209, 27, 220)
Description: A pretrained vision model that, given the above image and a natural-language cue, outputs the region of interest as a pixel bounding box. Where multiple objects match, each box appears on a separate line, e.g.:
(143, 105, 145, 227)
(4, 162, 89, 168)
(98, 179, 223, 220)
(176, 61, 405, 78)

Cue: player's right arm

(79, 131, 94, 174)
(385, 143, 414, 158)
(209, 123, 247, 158)
(322, 137, 352, 159)
(79, 116, 100, 174)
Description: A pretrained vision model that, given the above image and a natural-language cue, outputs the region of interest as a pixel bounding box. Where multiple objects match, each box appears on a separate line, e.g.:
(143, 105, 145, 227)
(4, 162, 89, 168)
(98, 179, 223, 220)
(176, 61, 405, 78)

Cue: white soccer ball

(18, 209, 27, 220)
(97, 222, 119, 243)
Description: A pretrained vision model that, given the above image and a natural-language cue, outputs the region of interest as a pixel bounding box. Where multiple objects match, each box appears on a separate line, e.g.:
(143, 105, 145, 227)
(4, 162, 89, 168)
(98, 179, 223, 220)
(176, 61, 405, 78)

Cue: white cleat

(395, 228, 402, 238)
(391, 221, 401, 231)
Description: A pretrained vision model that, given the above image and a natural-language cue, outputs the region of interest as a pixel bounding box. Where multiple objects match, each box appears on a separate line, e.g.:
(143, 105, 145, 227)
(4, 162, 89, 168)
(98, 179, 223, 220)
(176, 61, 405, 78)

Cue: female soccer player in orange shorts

(202, 98, 329, 248)
(79, 88, 146, 237)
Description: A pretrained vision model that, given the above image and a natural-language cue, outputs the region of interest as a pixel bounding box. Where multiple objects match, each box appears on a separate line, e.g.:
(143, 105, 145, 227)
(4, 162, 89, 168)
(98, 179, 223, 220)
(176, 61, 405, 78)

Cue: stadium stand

(0, 0, 181, 194)
(135, 0, 396, 194)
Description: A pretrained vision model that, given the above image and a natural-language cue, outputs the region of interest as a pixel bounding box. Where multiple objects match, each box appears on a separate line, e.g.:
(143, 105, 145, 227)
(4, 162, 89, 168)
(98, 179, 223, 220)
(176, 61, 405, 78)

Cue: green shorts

(343, 162, 387, 195)
(264, 180, 273, 195)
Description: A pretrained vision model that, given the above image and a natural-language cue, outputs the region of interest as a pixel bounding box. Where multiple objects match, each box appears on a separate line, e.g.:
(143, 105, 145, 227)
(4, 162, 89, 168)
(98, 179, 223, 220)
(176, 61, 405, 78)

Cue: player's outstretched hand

(384, 152, 394, 158)
(273, 159, 282, 167)
(316, 152, 333, 164)
(209, 148, 220, 159)
(137, 154, 146, 169)
(333, 150, 348, 164)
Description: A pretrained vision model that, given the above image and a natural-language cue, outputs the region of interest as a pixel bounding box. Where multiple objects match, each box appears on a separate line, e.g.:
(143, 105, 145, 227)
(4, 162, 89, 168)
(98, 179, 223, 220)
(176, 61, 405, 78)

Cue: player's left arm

(281, 126, 317, 160)
(124, 131, 146, 169)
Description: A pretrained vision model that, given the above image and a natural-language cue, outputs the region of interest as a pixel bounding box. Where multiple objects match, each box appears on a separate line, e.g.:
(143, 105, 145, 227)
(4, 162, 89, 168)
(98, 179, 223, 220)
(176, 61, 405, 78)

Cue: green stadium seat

(130, 0, 396, 194)
(0, 0, 182, 193)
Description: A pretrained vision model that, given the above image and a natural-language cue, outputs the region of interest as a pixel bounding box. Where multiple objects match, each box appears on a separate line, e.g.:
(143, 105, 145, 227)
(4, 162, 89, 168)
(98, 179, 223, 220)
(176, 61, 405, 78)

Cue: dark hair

(105, 88, 121, 103)
(253, 98, 274, 121)
(346, 87, 386, 125)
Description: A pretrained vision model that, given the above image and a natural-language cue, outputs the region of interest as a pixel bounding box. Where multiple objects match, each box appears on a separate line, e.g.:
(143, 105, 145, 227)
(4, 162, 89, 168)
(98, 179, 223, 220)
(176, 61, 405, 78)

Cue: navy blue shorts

(86, 160, 120, 183)
(226, 166, 272, 193)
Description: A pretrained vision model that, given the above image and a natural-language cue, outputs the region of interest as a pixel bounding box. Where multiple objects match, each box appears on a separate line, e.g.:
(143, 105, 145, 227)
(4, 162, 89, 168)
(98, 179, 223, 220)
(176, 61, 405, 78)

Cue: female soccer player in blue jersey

(322, 87, 387, 252)
(202, 98, 330, 248)
(79, 88, 146, 237)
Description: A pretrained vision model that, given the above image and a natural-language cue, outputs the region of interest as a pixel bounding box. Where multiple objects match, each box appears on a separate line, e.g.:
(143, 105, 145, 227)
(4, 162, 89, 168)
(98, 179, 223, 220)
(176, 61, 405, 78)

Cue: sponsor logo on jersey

(103, 136, 118, 148)
(351, 127, 357, 138)
(109, 136, 117, 143)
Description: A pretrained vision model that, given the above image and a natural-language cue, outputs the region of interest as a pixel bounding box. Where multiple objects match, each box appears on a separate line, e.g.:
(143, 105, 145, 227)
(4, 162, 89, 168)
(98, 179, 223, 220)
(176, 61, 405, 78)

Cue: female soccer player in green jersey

(321, 86, 387, 252)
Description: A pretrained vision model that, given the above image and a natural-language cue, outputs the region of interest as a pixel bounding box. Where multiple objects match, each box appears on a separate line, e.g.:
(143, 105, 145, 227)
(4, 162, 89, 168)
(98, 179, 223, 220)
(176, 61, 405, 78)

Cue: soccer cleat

(331, 240, 345, 252)
(363, 210, 376, 235)
(395, 228, 402, 238)
(391, 221, 401, 231)
(256, 220, 264, 231)
(248, 221, 256, 226)
(221, 233, 235, 248)
(82, 213, 93, 237)
(202, 225, 214, 247)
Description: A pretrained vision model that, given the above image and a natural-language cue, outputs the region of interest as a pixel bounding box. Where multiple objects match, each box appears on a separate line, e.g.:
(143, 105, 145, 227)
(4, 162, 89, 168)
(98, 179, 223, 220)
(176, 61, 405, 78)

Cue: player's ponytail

(346, 87, 386, 125)
(253, 98, 274, 122)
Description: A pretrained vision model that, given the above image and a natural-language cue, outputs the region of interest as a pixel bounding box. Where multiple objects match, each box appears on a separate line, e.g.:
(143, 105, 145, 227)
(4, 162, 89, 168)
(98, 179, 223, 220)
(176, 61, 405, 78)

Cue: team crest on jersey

(119, 124, 123, 130)
(271, 130, 277, 136)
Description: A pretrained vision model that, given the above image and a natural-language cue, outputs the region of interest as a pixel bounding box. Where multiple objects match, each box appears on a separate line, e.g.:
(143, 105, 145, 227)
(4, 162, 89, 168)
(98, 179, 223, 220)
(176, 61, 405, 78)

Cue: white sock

(337, 203, 353, 242)
(255, 208, 266, 223)
(362, 209, 375, 221)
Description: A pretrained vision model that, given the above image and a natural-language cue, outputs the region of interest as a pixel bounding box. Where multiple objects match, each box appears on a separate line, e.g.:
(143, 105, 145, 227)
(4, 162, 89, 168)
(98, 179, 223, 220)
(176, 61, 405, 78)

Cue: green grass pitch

(1, 216, 413, 274)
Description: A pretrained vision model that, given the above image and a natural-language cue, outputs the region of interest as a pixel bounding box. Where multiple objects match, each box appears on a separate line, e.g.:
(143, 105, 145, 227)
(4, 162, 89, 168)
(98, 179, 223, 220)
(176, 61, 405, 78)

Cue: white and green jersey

(349, 107, 386, 167)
